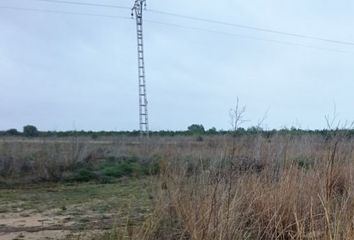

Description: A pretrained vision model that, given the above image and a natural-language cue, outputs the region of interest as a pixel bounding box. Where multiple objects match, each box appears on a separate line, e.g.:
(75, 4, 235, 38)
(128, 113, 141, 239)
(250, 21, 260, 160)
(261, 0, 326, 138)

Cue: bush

(101, 162, 142, 178)
(67, 157, 159, 183)
(102, 166, 125, 178)
(74, 169, 97, 182)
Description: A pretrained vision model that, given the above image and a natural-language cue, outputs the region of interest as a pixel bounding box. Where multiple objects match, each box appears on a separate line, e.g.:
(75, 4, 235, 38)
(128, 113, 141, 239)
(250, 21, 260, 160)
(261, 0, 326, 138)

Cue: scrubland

(1, 133, 354, 239)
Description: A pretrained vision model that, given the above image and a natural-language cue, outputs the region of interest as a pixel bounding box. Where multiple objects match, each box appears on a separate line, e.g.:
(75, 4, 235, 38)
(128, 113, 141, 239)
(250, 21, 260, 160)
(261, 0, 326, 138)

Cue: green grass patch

(68, 156, 159, 183)
(0, 178, 153, 215)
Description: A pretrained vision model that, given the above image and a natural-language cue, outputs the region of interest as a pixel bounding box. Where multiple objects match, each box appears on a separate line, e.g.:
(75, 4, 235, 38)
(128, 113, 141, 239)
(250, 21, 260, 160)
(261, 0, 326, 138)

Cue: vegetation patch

(291, 156, 315, 170)
(0, 178, 153, 240)
(69, 156, 160, 183)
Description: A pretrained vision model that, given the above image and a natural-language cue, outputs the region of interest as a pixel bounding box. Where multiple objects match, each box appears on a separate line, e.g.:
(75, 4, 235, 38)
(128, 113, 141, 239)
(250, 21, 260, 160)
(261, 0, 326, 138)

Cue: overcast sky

(0, 0, 354, 131)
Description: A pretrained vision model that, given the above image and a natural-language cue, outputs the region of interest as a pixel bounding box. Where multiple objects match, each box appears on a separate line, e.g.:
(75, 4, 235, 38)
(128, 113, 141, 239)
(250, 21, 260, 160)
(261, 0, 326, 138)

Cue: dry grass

(106, 134, 354, 240)
(3, 134, 354, 239)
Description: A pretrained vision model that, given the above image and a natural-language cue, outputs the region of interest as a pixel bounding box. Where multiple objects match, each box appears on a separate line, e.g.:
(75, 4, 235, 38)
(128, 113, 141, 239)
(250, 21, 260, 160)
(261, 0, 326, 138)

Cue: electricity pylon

(132, 0, 149, 137)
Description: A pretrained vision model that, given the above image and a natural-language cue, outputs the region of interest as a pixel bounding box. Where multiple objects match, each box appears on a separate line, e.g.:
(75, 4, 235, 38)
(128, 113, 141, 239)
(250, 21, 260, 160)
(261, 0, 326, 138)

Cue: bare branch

(256, 108, 270, 129)
(229, 97, 247, 131)
(325, 103, 339, 130)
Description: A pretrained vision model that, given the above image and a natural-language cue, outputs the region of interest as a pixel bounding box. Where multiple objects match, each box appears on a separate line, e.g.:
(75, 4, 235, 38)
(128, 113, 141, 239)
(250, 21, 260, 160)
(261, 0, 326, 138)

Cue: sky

(0, 0, 354, 131)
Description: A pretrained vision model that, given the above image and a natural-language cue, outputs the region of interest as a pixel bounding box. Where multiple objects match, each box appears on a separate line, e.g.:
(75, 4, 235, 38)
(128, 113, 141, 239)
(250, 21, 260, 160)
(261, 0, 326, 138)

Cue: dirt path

(0, 209, 115, 239)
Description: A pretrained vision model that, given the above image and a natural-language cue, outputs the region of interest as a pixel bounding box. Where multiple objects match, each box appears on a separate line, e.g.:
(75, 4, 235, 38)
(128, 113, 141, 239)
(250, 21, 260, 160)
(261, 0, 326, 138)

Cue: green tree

(188, 124, 205, 134)
(6, 129, 19, 136)
(207, 127, 217, 134)
(23, 125, 39, 137)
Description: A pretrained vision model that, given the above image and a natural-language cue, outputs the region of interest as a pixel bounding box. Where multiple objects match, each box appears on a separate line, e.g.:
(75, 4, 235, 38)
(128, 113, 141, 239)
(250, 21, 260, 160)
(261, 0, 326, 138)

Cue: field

(0, 180, 151, 240)
(1, 133, 354, 239)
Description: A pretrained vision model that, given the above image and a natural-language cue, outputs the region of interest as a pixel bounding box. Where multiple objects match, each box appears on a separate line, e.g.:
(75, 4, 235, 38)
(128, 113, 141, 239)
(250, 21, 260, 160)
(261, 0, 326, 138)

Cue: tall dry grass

(113, 134, 354, 240)
(3, 134, 354, 239)
(0, 135, 227, 183)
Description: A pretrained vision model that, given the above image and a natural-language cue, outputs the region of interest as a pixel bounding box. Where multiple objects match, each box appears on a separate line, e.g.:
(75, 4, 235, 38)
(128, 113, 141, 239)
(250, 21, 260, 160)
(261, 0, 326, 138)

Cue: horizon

(1, 123, 353, 133)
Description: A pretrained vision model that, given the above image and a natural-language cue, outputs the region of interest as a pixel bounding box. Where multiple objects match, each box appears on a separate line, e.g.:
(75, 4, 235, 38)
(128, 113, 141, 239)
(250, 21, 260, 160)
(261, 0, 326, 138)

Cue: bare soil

(0, 179, 151, 240)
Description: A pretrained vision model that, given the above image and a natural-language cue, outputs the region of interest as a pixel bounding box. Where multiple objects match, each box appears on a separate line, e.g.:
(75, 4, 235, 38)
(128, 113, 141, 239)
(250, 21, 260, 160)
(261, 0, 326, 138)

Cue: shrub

(102, 166, 125, 178)
(101, 162, 142, 178)
(59, 156, 160, 184)
(74, 169, 97, 182)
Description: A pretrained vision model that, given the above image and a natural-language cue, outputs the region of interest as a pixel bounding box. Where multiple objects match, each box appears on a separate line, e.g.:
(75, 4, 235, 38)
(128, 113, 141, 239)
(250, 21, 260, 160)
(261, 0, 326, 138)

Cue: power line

(0, 5, 353, 55)
(148, 9, 354, 47)
(0, 6, 131, 19)
(33, 0, 130, 10)
(146, 20, 353, 55)
(17, 0, 354, 47)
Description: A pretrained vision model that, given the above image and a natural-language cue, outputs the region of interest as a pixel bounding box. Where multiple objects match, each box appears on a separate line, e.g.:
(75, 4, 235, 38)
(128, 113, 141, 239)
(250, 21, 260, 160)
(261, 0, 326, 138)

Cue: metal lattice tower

(132, 0, 149, 137)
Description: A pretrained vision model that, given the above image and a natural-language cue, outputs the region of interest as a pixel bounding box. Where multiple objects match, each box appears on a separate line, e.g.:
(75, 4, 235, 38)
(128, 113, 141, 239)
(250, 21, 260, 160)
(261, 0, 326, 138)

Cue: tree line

(1, 124, 354, 138)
